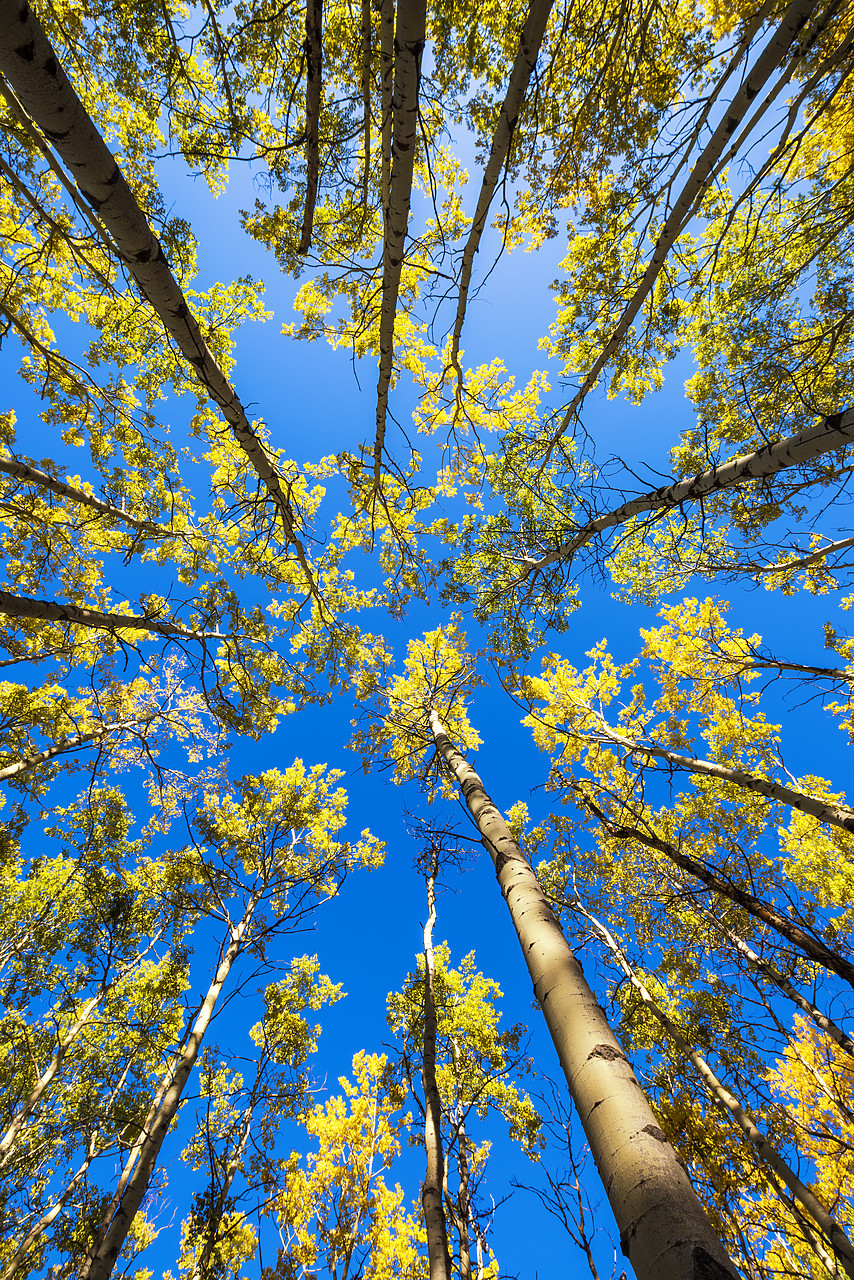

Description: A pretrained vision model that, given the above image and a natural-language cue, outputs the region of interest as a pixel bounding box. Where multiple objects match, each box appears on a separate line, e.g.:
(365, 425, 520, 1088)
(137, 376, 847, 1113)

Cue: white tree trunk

(428, 708, 739, 1280)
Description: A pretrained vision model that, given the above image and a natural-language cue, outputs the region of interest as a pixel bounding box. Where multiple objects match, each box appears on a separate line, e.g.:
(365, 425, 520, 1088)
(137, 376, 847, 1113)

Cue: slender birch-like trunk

(0, 718, 146, 785)
(583, 909, 854, 1280)
(0, 456, 171, 536)
(0, 1, 315, 583)
(0, 993, 101, 1169)
(524, 405, 854, 578)
(1, 1131, 99, 1280)
(79, 895, 260, 1280)
(578, 792, 854, 988)
(373, 0, 426, 491)
(584, 715, 854, 835)
(187, 1105, 254, 1280)
(298, 0, 323, 253)
(450, 0, 555, 365)
(378, 0, 394, 227)
(428, 708, 739, 1280)
(455, 1115, 472, 1280)
(0, 588, 225, 641)
(361, 0, 372, 207)
(421, 851, 453, 1280)
(546, 0, 823, 451)
(696, 904, 854, 1059)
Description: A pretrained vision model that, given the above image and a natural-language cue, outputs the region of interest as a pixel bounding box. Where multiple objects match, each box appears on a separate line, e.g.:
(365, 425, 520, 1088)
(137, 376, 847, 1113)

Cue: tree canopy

(1, 0, 854, 1275)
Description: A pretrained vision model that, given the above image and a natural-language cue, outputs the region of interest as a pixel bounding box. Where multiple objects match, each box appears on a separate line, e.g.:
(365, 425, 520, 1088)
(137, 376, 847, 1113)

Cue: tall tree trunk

(0, 589, 222, 641)
(582, 715, 854, 835)
(421, 851, 453, 1280)
(378, 0, 394, 228)
(450, 0, 555, 366)
(361, 0, 372, 207)
(455, 1114, 472, 1280)
(583, 907, 854, 1280)
(546, 0, 824, 453)
(578, 791, 854, 989)
(428, 708, 739, 1280)
(1, 1131, 99, 1280)
(0, 718, 146, 785)
(299, 0, 323, 253)
(79, 894, 260, 1280)
(373, 0, 426, 493)
(0, 456, 170, 535)
(696, 905, 854, 1059)
(0, 1, 315, 584)
(522, 405, 854, 579)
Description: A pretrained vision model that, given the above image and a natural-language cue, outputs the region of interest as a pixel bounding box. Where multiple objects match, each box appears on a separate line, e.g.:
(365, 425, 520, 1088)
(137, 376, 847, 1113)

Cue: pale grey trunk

(585, 910, 854, 1280)
(378, 0, 394, 225)
(548, 0, 821, 450)
(0, 992, 101, 1169)
(587, 714, 854, 835)
(428, 708, 739, 1280)
(526, 406, 854, 578)
(421, 857, 452, 1280)
(0, 718, 143, 785)
(373, 0, 426, 491)
(0, 0, 314, 582)
(577, 792, 854, 988)
(754, 534, 854, 576)
(361, 0, 371, 206)
(0, 456, 169, 536)
(298, 0, 323, 253)
(0, 588, 220, 641)
(450, 0, 555, 366)
(79, 897, 259, 1280)
(700, 907, 854, 1059)
(455, 1118, 472, 1280)
(1, 1131, 99, 1280)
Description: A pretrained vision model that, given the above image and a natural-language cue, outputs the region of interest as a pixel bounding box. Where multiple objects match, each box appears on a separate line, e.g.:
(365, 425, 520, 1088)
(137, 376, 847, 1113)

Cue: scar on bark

(587, 1043, 624, 1062)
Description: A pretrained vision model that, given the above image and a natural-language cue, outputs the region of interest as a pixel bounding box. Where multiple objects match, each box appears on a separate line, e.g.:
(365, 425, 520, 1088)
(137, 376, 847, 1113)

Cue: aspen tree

(387, 847, 540, 1278)
(574, 902, 854, 1279)
(418, 844, 453, 1280)
(426, 705, 739, 1280)
(76, 766, 382, 1280)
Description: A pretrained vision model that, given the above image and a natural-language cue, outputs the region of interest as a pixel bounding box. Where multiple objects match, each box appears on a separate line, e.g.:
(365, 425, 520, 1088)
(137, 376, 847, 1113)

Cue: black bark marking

(641, 1123, 667, 1143)
(693, 1245, 737, 1279)
(587, 1043, 624, 1062)
(13, 39, 35, 61)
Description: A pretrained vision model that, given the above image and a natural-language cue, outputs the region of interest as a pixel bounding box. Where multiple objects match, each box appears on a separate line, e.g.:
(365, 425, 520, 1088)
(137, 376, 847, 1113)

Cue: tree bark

(378, 0, 394, 226)
(0, 589, 224, 641)
(421, 852, 453, 1280)
(523, 406, 854, 579)
(428, 708, 739, 1280)
(585, 909, 854, 1280)
(0, 718, 144, 784)
(577, 790, 854, 989)
(546, 0, 823, 452)
(298, 0, 323, 253)
(450, 0, 555, 365)
(0, 1132, 99, 1280)
(373, 0, 426, 493)
(79, 895, 260, 1280)
(0, 0, 315, 585)
(583, 713, 854, 835)
(0, 455, 171, 536)
(361, 0, 372, 206)
(701, 908, 854, 1060)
